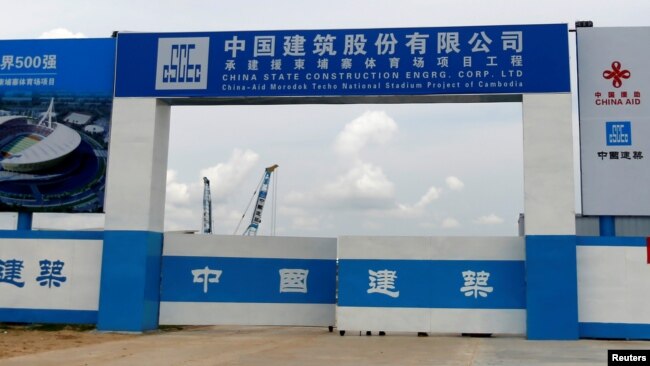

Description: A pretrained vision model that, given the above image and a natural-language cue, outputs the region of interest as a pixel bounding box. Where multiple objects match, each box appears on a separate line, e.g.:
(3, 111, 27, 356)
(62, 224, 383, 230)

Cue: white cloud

(415, 186, 441, 208)
(164, 148, 260, 232)
(441, 217, 460, 228)
(200, 148, 259, 200)
(474, 213, 504, 225)
(291, 216, 320, 231)
(166, 170, 191, 205)
(334, 110, 398, 155)
(445, 176, 465, 191)
(39, 28, 86, 39)
(389, 185, 441, 218)
(320, 161, 395, 208)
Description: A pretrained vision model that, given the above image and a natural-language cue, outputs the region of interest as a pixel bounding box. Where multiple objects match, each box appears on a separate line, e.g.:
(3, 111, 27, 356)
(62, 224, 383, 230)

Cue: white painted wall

(0, 239, 102, 311)
(163, 233, 336, 259)
(578, 245, 650, 324)
(337, 307, 525, 334)
(522, 93, 575, 235)
(160, 303, 334, 327)
(339, 236, 525, 260)
(104, 98, 170, 232)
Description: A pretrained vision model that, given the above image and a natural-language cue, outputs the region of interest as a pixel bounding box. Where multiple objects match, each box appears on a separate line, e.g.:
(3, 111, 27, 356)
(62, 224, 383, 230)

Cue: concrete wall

(522, 93, 578, 340)
(159, 233, 337, 327)
(337, 236, 526, 334)
(0, 231, 103, 323)
(98, 98, 171, 331)
(522, 93, 575, 236)
(577, 236, 650, 339)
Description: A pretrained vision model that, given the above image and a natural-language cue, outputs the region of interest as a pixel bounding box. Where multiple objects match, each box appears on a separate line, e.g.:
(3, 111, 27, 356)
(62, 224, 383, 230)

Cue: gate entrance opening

(166, 102, 524, 237)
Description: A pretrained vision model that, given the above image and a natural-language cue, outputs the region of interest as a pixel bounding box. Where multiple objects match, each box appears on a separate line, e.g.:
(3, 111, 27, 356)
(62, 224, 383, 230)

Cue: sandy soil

(0, 324, 138, 359)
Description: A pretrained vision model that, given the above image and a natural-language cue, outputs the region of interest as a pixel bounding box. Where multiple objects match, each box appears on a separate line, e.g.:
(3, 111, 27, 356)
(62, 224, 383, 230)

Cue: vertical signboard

(578, 27, 650, 215)
(0, 39, 115, 213)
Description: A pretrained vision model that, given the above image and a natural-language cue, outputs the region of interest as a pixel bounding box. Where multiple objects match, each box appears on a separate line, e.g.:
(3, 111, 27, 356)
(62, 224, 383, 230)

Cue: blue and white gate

(159, 234, 337, 326)
(337, 236, 526, 334)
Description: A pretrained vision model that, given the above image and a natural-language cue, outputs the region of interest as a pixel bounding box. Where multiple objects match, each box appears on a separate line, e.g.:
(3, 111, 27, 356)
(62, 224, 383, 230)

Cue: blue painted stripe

(0, 308, 97, 324)
(576, 236, 646, 247)
(0, 230, 104, 240)
(97, 230, 162, 332)
(525, 235, 578, 340)
(161, 256, 336, 304)
(337, 259, 525, 309)
(580, 322, 650, 340)
(16, 212, 33, 231)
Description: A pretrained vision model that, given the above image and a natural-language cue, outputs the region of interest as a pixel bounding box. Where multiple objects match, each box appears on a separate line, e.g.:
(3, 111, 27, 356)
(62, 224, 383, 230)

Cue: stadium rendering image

(0, 100, 81, 172)
(0, 97, 111, 213)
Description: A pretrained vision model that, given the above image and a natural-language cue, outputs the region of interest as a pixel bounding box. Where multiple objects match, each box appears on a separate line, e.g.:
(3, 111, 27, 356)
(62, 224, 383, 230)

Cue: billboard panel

(0, 39, 115, 213)
(115, 24, 570, 98)
(578, 27, 650, 215)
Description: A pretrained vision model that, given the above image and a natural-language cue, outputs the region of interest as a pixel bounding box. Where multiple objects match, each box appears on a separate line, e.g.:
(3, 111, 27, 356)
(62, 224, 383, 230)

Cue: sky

(1, 0, 649, 236)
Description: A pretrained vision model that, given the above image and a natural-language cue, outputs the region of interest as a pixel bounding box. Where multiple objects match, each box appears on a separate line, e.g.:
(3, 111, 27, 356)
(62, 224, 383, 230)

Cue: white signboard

(578, 27, 650, 215)
(0, 238, 102, 312)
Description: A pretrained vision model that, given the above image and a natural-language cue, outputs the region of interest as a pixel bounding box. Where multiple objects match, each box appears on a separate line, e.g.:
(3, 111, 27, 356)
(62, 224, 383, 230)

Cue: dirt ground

(2, 324, 649, 365)
(0, 323, 140, 359)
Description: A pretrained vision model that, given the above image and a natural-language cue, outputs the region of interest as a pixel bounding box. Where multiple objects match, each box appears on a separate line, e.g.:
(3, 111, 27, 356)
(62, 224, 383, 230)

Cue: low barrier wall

(337, 236, 526, 334)
(577, 236, 650, 339)
(0, 231, 103, 324)
(159, 234, 337, 327)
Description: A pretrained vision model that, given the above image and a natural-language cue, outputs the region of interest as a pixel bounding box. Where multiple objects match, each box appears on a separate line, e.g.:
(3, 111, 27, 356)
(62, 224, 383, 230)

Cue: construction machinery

(235, 164, 279, 236)
(201, 177, 213, 234)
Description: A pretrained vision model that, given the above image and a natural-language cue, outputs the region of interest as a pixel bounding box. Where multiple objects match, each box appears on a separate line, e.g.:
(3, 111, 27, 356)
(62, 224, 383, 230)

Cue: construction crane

(201, 177, 213, 234)
(235, 164, 279, 236)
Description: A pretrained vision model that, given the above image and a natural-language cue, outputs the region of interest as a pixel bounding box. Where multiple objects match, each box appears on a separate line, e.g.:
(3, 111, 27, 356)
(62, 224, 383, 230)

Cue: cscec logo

(155, 37, 209, 90)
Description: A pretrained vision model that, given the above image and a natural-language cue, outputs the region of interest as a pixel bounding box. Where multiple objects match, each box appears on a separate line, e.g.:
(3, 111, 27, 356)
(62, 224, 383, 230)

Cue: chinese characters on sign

(1, 54, 57, 70)
(363, 268, 495, 300)
(221, 31, 523, 70)
(192, 266, 222, 293)
(460, 270, 493, 298)
(0, 258, 66, 288)
(217, 29, 526, 94)
(279, 268, 309, 293)
(0, 258, 24, 287)
(36, 260, 67, 288)
(367, 269, 400, 298)
(189, 266, 313, 294)
(0, 54, 57, 88)
(119, 24, 570, 98)
(596, 151, 643, 160)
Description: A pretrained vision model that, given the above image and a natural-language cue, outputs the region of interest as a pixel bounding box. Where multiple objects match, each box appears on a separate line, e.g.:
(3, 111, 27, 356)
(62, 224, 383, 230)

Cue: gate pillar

(97, 98, 170, 332)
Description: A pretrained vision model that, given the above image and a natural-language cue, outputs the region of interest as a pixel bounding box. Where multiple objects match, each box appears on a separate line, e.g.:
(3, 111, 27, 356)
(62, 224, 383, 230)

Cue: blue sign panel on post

(115, 24, 570, 98)
(0, 39, 116, 213)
